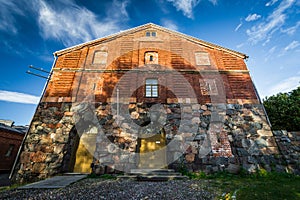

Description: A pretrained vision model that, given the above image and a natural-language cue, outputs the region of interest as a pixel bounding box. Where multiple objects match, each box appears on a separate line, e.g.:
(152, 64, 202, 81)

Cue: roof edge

(54, 23, 248, 59)
(54, 23, 154, 56)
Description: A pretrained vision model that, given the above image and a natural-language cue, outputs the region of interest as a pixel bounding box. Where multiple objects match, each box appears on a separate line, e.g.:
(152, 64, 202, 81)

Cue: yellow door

(73, 134, 96, 173)
(139, 132, 167, 169)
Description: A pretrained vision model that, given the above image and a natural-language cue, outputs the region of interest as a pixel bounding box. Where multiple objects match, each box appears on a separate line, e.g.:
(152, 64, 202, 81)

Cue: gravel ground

(0, 178, 217, 200)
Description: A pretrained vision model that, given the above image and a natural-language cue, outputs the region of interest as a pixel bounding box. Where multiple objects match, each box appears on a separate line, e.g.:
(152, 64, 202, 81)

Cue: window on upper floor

(145, 52, 158, 64)
(146, 31, 157, 37)
(145, 79, 158, 97)
(149, 55, 153, 61)
(93, 51, 108, 64)
(195, 52, 211, 66)
(199, 79, 218, 95)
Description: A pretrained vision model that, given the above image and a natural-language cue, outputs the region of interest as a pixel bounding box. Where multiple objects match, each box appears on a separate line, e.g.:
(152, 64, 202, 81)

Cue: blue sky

(0, 0, 299, 125)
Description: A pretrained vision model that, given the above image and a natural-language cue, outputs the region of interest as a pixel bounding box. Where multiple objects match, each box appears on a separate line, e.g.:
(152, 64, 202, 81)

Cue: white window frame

(145, 79, 158, 97)
(93, 51, 108, 64)
(195, 52, 211, 66)
(199, 79, 218, 95)
(145, 31, 157, 37)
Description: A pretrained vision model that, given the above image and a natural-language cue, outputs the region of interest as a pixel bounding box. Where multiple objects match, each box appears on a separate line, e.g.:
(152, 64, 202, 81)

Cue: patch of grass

(237, 179, 298, 199)
(0, 186, 10, 192)
(0, 183, 24, 192)
(186, 170, 300, 200)
(236, 173, 300, 200)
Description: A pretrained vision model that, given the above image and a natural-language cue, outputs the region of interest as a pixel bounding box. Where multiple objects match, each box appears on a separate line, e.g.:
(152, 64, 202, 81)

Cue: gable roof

(54, 23, 248, 59)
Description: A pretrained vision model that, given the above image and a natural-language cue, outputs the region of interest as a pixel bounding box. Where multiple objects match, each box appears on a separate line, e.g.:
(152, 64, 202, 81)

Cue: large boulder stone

(226, 163, 240, 174)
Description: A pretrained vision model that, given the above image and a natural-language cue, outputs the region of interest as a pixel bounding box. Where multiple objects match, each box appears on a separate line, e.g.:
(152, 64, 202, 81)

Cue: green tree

(263, 86, 300, 131)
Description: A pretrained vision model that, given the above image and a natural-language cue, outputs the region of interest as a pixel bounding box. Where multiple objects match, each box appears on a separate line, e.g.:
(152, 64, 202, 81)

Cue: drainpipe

(9, 55, 58, 180)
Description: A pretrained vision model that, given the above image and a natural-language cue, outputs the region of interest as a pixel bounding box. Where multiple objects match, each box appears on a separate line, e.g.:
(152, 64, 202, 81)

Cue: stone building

(12, 23, 283, 183)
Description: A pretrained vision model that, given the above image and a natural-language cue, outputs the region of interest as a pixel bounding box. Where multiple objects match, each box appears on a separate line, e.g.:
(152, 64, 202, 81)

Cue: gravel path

(0, 178, 217, 200)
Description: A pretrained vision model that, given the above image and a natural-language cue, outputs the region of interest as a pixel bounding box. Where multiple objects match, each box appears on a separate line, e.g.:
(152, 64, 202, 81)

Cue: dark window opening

(149, 55, 153, 61)
(145, 31, 156, 37)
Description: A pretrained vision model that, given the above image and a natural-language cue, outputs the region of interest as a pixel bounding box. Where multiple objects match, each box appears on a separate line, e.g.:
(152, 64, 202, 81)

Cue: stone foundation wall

(13, 102, 299, 183)
(272, 130, 300, 174)
(13, 103, 75, 183)
(88, 102, 281, 175)
(161, 103, 279, 174)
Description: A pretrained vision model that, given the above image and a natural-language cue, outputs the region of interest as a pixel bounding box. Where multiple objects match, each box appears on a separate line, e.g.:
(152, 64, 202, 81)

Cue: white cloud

(279, 40, 300, 56)
(245, 14, 261, 22)
(246, 0, 296, 44)
(0, 0, 130, 47)
(284, 41, 300, 51)
(264, 46, 277, 61)
(0, 1, 25, 34)
(37, 0, 130, 46)
(265, 76, 300, 97)
(166, 0, 218, 18)
(269, 46, 277, 53)
(281, 21, 300, 35)
(106, 0, 130, 19)
(208, 0, 218, 5)
(161, 19, 178, 31)
(265, 0, 279, 7)
(234, 22, 243, 32)
(236, 43, 245, 49)
(0, 90, 39, 104)
(167, 0, 200, 19)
